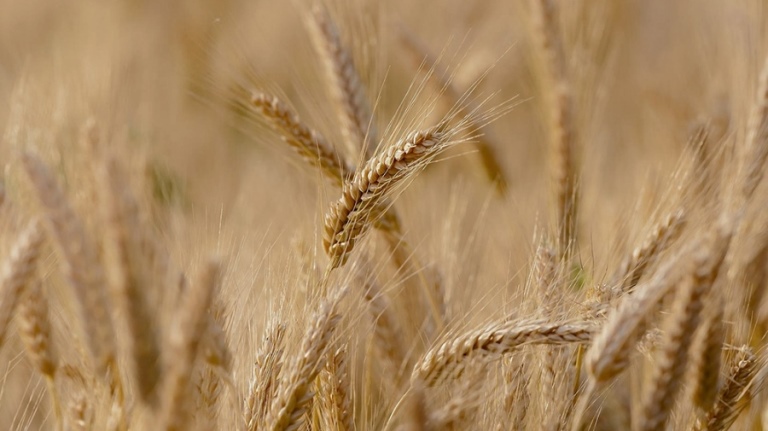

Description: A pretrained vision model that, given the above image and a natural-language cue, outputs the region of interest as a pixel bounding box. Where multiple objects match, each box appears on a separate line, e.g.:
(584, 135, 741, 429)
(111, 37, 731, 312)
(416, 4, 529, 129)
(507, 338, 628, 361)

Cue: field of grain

(1, 0, 768, 430)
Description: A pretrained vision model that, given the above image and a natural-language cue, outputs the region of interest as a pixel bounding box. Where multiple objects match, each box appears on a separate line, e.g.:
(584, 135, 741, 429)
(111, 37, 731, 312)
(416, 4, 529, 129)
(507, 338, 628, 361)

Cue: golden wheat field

(3, 0, 768, 430)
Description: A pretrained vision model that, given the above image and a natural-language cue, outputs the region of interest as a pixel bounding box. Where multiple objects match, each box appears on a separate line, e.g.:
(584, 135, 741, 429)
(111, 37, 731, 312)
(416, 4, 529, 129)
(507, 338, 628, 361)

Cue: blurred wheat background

(1, 0, 768, 430)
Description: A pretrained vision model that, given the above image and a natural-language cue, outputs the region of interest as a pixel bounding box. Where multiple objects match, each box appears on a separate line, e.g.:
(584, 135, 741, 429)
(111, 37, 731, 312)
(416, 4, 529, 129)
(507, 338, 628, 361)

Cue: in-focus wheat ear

(323, 123, 450, 268)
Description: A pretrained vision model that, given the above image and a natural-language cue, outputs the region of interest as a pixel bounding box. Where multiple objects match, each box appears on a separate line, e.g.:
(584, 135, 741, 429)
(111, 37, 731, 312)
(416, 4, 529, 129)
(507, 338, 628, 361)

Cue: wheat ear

(21, 152, 118, 379)
(0, 218, 44, 349)
(18, 279, 62, 431)
(637, 229, 729, 431)
(308, 4, 376, 160)
(244, 320, 287, 431)
(413, 318, 594, 386)
(319, 346, 353, 431)
(690, 300, 725, 413)
(609, 208, 687, 296)
(323, 123, 451, 268)
(249, 91, 403, 238)
(250, 92, 352, 186)
(97, 155, 162, 405)
(738, 54, 768, 208)
(695, 347, 758, 431)
(160, 259, 220, 431)
(530, 0, 577, 257)
(265, 288, 346, 431)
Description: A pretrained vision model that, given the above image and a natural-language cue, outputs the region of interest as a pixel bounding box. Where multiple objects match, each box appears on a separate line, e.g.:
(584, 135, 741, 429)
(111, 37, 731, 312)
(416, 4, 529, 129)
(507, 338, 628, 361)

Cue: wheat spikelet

(250, 92, 352, 186)
(529, 0, 578, 257)
(97, 155, 162, 405)
(397, 27, 509, 194)
(18, 279, 56, 377)
(696, 347, 757, 431)
(308, 4, 376, 160)
(244, 321, 287, 431)
(265, 288, 345, 431)
(196, 366, 224, 428)
(637, 229, 729, 431)
(500, 357, 530, 430)
(429, 374, 482, 430)
(0, 218, 44, 349)
(160, 259, 221, 431)
(67, 392, 90, 431)
(18, 279, 62, 431)
(323, 123, 451, 268)
(21, 152, 118, 378)
(534, 242, 558, 311)
(319, 346, 353, 431)
(413, 318, 594, 386)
